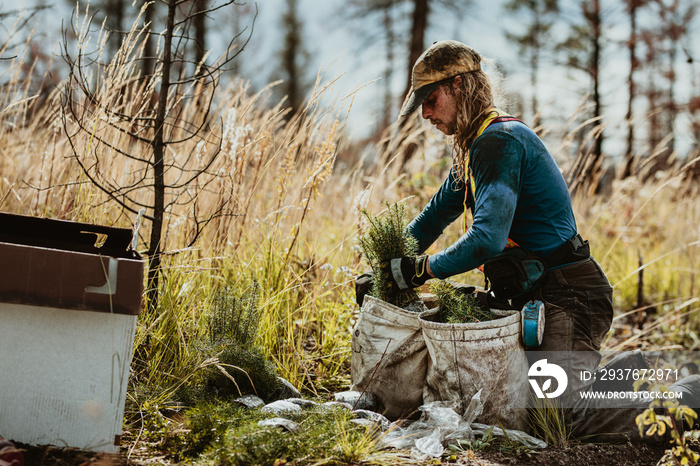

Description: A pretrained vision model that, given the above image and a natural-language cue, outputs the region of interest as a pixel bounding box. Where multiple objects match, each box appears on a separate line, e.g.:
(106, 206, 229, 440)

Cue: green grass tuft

(528, 396, 570, 447)
(170, 402, 395, 465)
(179, 281, 281, 403)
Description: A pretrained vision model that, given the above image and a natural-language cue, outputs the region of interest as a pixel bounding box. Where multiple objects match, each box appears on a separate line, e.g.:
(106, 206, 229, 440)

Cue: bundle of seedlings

(430, 280, 495, 323)
(358, 202, 424, 310)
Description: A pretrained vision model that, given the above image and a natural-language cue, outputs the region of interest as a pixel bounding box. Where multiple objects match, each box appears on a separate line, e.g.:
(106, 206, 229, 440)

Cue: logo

(528, 359, 568, 399)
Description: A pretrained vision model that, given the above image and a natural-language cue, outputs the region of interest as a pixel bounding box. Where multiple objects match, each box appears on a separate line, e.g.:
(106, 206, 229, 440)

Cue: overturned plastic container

(0, 212, 144, 453)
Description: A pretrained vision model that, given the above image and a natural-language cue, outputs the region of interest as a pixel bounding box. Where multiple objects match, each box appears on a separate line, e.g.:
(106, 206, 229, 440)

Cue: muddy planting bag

(351, 295, 434, 420)
(420, 310, 530, 432)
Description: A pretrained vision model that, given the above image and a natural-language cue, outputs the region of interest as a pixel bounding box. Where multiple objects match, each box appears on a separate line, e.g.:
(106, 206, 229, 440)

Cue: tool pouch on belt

(483, 247, 547, 301)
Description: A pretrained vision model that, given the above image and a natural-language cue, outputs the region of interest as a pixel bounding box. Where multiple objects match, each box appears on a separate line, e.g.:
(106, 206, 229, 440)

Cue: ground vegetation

(1, 2, 700, 465)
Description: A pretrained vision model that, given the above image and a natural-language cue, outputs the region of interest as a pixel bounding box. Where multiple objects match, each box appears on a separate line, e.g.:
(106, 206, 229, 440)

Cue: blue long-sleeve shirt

(407, 119, 577, 279)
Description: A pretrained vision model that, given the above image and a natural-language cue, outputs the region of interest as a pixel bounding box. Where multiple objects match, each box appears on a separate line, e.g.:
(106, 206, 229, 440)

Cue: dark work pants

(523, 257, 700, 442)
(523, 257, 648, 442)
(529, 257, 614, 393)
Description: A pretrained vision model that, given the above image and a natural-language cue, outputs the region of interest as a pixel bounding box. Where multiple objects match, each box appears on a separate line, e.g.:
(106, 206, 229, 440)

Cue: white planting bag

(351, 295, 433, 420)
(420, 310, 530, 431)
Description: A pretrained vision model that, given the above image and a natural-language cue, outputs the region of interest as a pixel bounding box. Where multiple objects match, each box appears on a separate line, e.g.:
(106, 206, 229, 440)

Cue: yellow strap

(462, 109, 520, 256)
(462, 108, 511, 232)
(469, 108, 511, 196)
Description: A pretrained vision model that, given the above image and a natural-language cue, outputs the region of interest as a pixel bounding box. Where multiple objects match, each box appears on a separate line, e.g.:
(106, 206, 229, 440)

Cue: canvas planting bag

(420, 310, 530, 431)
(351, 295, 434, 420)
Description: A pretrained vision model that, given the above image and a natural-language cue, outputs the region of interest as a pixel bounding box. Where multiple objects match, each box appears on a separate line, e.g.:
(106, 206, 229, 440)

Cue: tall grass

(1, 8, 699, 449)
(572, 169, 700, 350)
(0, 10, 415, 405)
(528, 397, 570, 447)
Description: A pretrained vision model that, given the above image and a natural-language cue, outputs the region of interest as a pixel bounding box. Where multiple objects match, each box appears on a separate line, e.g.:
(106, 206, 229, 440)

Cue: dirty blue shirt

(407, 119, 577, 279)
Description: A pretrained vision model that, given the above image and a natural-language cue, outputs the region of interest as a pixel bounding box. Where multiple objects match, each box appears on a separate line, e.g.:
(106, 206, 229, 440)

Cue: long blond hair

(450, 70, 497, 181)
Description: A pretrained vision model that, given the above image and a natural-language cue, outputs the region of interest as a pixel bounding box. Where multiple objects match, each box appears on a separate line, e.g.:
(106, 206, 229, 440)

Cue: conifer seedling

(358, 202, 422, 309)
(430, 280, 495, 323)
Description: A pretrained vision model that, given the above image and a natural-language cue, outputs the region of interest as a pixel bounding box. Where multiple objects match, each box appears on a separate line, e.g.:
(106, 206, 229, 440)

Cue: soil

(462, 442, 668, 466)
(10, 442, 123, 465)
(13, 441, 671, 466)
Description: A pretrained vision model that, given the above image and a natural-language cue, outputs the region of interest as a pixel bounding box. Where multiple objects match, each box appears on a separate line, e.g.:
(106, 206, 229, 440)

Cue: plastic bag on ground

(470, 423, 547, 449)
(379, 392, 545, 460)
(413, 429, 445, 458)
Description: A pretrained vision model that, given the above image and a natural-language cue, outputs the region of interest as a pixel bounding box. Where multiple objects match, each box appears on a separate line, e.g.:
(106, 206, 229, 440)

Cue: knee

(670, 374, 700, 411)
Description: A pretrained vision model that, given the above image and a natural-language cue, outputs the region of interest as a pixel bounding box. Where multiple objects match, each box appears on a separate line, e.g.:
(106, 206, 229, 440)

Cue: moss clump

(358, 202, 421, 309)
(430, 281, 495, 323)
(181, 281, 281, 403)
(200, 344, 280, 400)
(164, 401, 260, 461)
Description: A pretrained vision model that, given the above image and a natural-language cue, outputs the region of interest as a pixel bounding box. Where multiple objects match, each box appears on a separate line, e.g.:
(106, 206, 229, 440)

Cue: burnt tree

(61, 0, 255, 308)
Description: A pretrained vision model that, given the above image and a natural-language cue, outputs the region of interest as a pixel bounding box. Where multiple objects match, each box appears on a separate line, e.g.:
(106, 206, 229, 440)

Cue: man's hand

(382, 255, 432, 291)
(355, 272, 373, 307)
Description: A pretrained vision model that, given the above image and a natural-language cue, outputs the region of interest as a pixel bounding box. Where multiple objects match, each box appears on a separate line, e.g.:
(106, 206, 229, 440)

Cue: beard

(430, 118, 457, 136)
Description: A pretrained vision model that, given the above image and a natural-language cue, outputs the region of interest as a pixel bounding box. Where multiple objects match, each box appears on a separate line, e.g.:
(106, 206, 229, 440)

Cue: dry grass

(572, 169, 700, 351)
(1, 8, 700, 463)
(2, 29, 699, 379)
(0, 9, 426, 399)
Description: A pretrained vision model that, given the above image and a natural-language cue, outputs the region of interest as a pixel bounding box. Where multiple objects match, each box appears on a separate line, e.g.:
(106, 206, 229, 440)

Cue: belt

(542, 234, 590, 269)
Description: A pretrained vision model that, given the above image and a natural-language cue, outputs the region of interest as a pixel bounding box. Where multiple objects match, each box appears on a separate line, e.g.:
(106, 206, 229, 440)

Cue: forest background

(1, 0, 700, 463)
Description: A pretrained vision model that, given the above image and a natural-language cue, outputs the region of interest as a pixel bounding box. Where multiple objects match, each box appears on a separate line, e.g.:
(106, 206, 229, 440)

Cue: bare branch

(62, 112, 155, 221)
(174, 0, 237, 27)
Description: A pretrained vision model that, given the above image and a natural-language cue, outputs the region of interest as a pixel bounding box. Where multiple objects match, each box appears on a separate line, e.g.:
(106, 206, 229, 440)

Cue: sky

(235, 0, 698, 160)
(7, 0, 700, 161)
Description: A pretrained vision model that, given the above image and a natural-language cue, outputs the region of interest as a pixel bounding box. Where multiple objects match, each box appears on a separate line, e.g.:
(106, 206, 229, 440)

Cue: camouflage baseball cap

(400, 40, 482, 118)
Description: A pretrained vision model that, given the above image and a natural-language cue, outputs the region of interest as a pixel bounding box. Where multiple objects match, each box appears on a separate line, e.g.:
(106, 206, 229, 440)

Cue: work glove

(382, 255, 431, 291)
(355, 272, 373, 307)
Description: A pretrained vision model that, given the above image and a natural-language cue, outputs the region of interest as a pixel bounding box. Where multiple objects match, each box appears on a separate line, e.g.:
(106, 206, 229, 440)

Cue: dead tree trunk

(623, 0, 643, 178)
(147, 0, 176, 306)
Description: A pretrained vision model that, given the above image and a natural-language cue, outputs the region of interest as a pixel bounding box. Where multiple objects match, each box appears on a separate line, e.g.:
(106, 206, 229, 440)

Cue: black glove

(355, 272, 373, 307)
(454, 284, 476, 296)
(382, 255, 431, 291)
